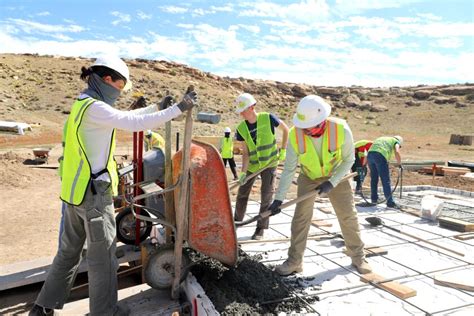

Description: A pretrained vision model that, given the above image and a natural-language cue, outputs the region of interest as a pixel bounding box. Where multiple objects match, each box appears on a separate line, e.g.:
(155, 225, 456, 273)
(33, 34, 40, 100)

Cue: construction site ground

(1, 139, 474, 314)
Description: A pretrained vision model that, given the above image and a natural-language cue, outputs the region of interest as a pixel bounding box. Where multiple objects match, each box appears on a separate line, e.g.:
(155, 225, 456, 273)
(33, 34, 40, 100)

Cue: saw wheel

(144, 244, 190, 289)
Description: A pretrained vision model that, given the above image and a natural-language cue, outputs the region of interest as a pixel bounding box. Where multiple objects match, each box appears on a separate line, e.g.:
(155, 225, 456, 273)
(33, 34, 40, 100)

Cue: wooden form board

(419, 166, 470, 176)
(343, 246, 388, 258)
(438, 216, 474, 232)
(434, 274, 474, 292)
(454, 233, 474, 240)
(360, 273, 417, 299)
(318, 206, 334, 214)
(311, 219, 333, 227)
(0, 244, 140, 291)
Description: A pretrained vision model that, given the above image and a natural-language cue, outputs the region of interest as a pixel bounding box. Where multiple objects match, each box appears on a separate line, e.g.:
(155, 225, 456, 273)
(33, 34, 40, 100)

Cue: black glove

(315, 181, 334, 195)
(268, 200, 283, 215)
(159, 95, 174, 110)
(177, 91, 197, 112)
(129, 96, 147, 109)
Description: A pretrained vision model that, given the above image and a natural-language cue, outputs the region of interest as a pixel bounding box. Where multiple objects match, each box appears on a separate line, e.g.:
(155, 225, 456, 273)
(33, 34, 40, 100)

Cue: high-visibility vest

(221, 137, 233, 159)
(236, 112, 278, 173)
(354, 139, 373, 164)
(60, 97, 118, 205)
(289, 117, 345, 179)
(369, 136, 399, 161)
(145, 132, 165, 151)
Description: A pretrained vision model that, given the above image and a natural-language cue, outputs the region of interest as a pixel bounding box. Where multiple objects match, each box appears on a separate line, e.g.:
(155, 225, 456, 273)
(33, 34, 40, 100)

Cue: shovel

(365, 216, 464, 257)
(235, 172, 357, 227)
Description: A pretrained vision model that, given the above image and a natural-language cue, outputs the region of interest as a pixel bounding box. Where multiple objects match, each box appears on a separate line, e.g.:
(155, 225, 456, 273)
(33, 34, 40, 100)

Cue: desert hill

(0, 53, 473, 161)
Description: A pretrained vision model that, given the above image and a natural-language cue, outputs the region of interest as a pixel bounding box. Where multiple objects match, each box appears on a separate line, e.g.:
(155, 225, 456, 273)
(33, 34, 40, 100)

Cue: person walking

(219, 126, 238, 180)
(29, 55, 197, 316)
(144, 129, 165, 151)
(268, 95, 372, 276)
(234, 93, 289, 240)
(367, 136, 403, 208)
(352, 139, 373, 193)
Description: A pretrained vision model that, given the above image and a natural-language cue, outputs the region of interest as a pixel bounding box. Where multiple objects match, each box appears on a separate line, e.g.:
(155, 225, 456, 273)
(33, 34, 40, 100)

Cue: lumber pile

(419, 165, 470, 176)
(438, 216, 474, 232)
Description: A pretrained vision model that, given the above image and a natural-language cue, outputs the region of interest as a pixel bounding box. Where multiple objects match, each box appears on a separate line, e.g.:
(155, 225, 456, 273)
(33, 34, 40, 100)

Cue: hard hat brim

(292, 114, 326, 129)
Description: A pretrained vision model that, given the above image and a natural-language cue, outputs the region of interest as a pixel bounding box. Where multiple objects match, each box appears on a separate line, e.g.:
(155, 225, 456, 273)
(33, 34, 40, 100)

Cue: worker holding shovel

(269, 95, 372, 276)
(233, 93, 289, 240)
(30, 55, 197, 316)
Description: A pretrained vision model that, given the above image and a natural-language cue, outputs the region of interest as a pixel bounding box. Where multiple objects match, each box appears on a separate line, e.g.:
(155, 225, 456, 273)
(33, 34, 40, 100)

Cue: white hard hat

(145, 129, 152, 136)
(224, 127, 231, 133)
(293, 95, 331, 128)
(394, 135, 403, 146)
(235, 93, 256, 114)
(92, 55, 132, 91)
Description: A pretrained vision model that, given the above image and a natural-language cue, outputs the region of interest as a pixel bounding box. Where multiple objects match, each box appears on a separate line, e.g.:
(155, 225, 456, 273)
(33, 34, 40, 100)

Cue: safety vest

(60, 98, 118, 206)
(289, 117, 345, 180)
(237, 112, 278, 173)
(221, 137, 233, 159)
(354, 139, 373, 164)
(145, 132, 165, 151)
(369, 136, 399, 161)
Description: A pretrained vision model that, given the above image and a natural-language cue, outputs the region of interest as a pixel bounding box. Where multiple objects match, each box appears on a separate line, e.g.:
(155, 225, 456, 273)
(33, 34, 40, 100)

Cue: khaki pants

(288, 174, 365, 264)
(36, 181, 118, 315)
(234, 167, 276, 229)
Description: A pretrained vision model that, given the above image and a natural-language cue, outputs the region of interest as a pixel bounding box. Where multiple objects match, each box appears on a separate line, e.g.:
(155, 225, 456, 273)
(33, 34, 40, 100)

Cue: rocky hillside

(0, 53, 473, 160)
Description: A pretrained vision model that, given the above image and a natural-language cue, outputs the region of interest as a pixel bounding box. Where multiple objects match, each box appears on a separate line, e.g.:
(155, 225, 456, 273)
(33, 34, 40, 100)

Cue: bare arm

(278, 119, 289, 149)
(394, 144, 402, 165)
(240, 142, 249, 173)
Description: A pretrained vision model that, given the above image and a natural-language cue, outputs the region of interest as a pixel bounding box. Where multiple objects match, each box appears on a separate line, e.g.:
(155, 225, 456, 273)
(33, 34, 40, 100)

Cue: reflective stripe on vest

(237, 112, 278, 173)
(221, 137, 233, 159)
(368, 136, 398, 161)
(290, 118, 345, 179)
(60, 98, 118, 205)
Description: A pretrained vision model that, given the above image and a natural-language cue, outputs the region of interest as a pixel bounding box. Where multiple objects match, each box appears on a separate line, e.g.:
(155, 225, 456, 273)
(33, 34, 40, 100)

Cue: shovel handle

(235, 172, 357, 227)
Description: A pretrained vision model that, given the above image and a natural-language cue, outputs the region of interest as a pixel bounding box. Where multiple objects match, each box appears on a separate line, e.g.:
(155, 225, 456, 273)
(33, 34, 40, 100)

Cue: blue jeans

(367, 152, 395, 205)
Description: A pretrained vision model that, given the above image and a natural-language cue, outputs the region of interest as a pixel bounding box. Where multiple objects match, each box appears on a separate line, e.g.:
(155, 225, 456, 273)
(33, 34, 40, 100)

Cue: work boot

(29, 304, 53, 316)
(251, 227, 264, 240)
(275, 259, 303, 276)
(351, 258, 373, 274)
(387, 202, 400, 209)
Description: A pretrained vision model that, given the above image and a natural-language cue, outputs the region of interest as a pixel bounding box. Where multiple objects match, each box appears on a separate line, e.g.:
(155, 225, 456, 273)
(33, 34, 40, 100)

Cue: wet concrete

(187, 248, 318, 314)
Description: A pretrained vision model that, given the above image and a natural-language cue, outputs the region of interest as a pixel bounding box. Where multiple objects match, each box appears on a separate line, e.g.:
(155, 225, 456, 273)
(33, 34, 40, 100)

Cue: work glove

(176, 91, 197, 113)
(159, 95, 174, 110)
(238, 172, 247, 185)
(129, 96, 147, 110)
(315, 181, 334, 195)
(268, 200, 283, 215)
(398, 164, 404, 171)
(279, 148, 286, 161)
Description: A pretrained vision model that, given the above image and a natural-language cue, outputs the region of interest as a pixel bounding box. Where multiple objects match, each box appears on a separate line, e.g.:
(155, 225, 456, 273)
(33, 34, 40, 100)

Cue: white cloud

(137, 11, 152, 20)
(36, 11, 50, 17)
(239, 0, 330, 22)
(417, 13, 443, 21)
(210, 4, 234, 12)
(333, 0, 426, 16)
(160, 6, 188, 14)
(431, 38, 464, 49)
(238, 24, 260, 33)
(110, 11, 131, 26)
(7, 18, 85, 34)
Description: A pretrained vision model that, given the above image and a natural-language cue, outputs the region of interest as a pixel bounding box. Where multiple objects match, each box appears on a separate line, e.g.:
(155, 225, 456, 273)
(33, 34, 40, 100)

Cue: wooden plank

(311, 219, 333, 227)
(438, 216, 474, 232)
(434, 274, 474, 292)
(360, 273, 417, 299)
(343, 246, 388, 257)
(0, 244, 140, 291)
(453, 233, 474, 240)
(57, 283, 183, 315)
(318, 206, 333, 214)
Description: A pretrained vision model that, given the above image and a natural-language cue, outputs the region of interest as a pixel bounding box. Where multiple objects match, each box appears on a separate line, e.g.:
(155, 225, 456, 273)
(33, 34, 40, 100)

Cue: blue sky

(0, 0, 473, 87)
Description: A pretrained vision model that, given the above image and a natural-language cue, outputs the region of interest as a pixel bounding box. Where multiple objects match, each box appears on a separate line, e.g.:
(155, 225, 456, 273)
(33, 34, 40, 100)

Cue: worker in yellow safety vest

(367, 136, 403, 208)
(268, 95, 372, 276)
(30, 55, 197, 316)
(144, 129, 165, 151)
(234, 93, 289, 240)
(219, 126, 238, 180)
(352, 140, 373, 193)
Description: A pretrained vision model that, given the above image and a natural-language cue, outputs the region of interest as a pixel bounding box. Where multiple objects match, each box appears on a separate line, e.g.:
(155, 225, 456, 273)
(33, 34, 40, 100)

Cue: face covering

(304, 120, 327, 138)
(224, 132, 231, 138)
(82, 73, 121, 106)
